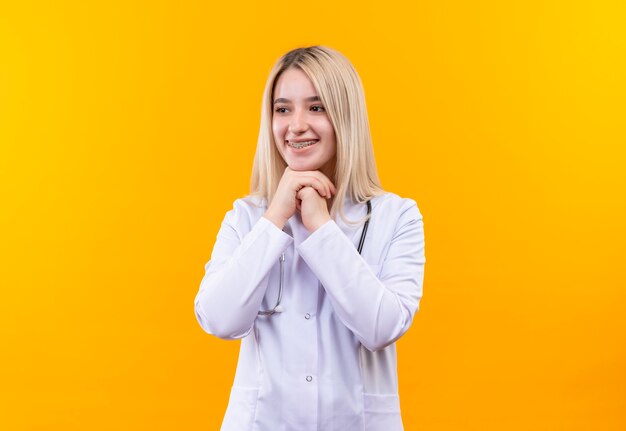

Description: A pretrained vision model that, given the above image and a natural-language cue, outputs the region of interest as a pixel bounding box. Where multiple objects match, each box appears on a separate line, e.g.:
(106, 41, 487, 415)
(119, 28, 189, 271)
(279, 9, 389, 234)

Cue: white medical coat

(194, 192, 425, 431)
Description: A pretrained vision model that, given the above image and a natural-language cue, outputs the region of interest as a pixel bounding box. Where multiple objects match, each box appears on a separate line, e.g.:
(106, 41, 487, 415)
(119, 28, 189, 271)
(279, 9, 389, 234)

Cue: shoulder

(223, 195, 267, 230)
(233, 195, 267, 213)
(371, 191, 423, 220)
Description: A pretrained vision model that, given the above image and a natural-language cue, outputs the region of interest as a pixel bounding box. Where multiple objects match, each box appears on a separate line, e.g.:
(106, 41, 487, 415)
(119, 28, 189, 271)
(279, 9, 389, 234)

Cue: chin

(287, 162, 321, 172)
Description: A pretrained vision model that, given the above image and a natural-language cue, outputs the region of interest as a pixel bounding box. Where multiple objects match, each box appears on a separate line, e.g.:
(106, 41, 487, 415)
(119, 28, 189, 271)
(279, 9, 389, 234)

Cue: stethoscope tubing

(258, 199, 371, 316)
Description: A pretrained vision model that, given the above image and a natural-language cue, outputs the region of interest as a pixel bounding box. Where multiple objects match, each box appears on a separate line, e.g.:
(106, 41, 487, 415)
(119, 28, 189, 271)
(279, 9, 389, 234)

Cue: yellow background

(1, 0, 625, 429)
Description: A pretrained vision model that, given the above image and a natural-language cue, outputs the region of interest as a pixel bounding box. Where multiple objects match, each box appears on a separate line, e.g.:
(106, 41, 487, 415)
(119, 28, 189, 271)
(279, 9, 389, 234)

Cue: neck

(321, 158, 337, 215)
(327, 195, 335, 212)
(319, 157, 337, 187)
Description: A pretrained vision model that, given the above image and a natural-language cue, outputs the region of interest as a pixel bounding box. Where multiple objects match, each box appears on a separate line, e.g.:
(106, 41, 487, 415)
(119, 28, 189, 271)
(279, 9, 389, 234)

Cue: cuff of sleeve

(236, 216, 294, 257)
(259, 216, 294, 240)
(297, 219, 342, 254)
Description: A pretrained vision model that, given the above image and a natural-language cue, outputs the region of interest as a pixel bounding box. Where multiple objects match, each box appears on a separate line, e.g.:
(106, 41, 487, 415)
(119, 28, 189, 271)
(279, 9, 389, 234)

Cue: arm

(297, 200, 425, 351)
(194, 201, 294, 339)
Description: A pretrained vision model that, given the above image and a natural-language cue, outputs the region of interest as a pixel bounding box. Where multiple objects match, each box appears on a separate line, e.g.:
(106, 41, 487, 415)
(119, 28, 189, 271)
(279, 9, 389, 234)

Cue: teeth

(288, 140, 318, 149)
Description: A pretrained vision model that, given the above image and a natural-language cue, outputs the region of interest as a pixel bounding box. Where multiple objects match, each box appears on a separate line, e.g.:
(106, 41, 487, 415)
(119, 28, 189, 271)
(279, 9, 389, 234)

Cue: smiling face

(272, 67, 337, 179)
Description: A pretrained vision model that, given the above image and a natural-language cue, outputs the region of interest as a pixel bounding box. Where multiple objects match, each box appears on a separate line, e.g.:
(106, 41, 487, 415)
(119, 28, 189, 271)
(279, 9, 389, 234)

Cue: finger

(295, 176, 327, 198)
(308, 178, 330, 198)
(319, 176, 333, 197)
(312, 171, 335, 196)
(291, 171, 333, 198)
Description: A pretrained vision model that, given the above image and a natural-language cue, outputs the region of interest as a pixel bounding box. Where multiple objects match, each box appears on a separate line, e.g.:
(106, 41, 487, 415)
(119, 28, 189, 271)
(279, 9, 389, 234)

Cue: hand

(264, 167, 336, 230)
(296, 186, 332, 232)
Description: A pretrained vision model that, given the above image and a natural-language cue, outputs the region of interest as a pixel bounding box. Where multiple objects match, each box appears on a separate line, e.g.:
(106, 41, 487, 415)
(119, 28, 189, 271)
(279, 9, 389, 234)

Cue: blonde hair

(249, 45, 385, 225)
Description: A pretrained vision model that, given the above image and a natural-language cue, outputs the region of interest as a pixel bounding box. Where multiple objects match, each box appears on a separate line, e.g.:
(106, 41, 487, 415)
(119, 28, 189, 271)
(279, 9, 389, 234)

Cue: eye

(311, 105, 326, 112)
(274, 107, 288, 113)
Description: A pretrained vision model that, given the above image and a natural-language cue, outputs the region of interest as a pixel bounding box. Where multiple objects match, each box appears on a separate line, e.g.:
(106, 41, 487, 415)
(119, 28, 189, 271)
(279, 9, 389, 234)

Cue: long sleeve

(297, 199, 425, 352)
(194, 201, 294, 339)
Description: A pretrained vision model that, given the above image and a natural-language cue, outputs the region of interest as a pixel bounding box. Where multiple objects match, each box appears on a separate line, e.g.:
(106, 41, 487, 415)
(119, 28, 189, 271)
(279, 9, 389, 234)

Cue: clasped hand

(264, 167, 337, 232)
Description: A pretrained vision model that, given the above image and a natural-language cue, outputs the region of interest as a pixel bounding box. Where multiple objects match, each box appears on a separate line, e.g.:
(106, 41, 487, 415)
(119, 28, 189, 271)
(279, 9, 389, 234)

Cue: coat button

(304, 313, 311, 319)
(306, 375, 313, 382)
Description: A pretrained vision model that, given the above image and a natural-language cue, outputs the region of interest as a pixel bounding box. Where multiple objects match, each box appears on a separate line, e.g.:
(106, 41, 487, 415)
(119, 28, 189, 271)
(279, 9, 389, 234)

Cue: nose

(288, 108, 309, 134)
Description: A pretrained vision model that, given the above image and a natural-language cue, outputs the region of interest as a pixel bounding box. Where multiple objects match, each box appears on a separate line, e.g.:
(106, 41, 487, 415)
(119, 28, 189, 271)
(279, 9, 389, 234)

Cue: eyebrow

(273, 96, 321, 105)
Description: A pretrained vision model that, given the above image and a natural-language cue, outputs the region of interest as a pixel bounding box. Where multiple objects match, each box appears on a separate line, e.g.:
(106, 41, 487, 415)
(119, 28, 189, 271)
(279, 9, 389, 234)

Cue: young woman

(194, 45, 426, 431)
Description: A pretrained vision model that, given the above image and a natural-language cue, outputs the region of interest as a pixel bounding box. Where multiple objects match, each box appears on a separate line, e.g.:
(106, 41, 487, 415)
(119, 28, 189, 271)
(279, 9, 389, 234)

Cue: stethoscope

(259, 199, 372, 316)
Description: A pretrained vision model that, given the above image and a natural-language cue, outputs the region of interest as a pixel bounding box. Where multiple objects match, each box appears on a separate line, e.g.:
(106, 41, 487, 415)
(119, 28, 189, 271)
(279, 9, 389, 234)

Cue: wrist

(310, 215, 331, 232)
(263, 209, 287, 230)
